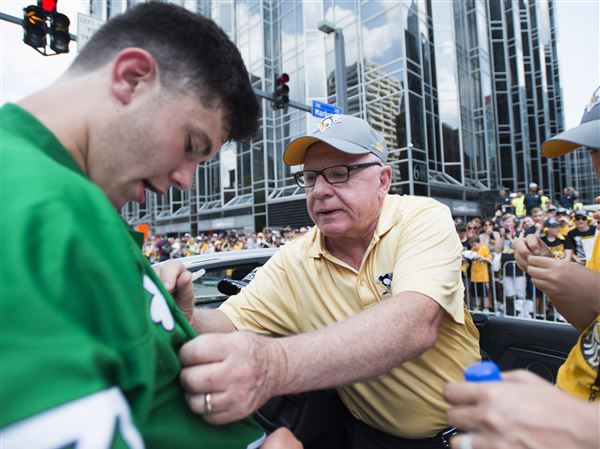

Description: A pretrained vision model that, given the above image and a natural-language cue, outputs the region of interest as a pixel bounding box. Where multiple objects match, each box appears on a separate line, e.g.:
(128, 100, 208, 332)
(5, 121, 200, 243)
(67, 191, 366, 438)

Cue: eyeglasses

(293, 162, 382, 188)
(467, 226, 480, 230)
(576, 217, 588, 221)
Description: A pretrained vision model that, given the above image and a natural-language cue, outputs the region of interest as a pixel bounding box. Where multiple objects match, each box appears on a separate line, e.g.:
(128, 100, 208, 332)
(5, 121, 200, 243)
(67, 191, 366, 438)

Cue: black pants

(347, 416, 452, 449)
(285, 390, 455, 449)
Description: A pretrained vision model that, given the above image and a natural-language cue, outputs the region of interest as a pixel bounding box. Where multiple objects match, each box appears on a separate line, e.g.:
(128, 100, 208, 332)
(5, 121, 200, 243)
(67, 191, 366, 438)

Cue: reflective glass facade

(111, 0, 587, 234)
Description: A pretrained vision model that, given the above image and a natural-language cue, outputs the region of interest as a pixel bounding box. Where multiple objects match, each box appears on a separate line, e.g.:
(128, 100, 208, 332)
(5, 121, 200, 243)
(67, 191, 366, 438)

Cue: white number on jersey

(1, 387, 144, 449)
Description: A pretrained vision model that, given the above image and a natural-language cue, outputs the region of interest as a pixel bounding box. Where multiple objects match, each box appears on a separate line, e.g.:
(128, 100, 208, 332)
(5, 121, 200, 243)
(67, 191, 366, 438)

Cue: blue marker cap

(464, 361, 502, 382)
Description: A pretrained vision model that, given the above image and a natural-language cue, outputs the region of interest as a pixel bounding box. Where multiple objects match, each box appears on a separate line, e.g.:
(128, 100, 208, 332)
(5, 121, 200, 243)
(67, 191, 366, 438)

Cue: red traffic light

(277, 73, 290, 85)
(273, 73, 290, 110)
(39, 0, 57, 13)
(275, 73, 289, 94)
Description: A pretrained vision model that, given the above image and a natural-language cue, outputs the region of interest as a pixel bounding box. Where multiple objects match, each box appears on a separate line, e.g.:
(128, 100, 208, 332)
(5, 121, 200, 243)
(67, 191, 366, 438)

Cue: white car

(158, 248, 278, 308)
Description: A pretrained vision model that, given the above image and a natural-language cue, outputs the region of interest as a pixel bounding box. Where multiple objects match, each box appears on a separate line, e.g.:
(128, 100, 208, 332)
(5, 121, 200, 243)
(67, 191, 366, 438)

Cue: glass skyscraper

(106, 0, 590, 235)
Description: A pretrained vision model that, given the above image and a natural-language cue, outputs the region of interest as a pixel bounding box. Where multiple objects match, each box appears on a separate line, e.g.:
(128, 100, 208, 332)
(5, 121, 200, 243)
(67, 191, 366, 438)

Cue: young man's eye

(185, 135, 194, 153)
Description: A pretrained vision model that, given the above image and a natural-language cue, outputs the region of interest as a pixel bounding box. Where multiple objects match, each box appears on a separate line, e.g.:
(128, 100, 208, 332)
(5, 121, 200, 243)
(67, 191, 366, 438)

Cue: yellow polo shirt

(220, 195, 480, 438)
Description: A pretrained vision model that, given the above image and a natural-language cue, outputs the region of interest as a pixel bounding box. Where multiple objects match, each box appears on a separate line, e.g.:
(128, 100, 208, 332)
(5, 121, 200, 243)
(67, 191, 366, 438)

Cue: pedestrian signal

(273, 73, 290, 111)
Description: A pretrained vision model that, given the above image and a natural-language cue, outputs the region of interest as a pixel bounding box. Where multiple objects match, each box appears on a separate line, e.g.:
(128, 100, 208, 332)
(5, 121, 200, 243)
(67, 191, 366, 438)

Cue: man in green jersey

(0, 3, 298, 448)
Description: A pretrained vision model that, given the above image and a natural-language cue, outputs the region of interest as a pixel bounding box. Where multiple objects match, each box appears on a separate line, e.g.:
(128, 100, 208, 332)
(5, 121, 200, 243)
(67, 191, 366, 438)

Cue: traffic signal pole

(253, 87, 311, 113)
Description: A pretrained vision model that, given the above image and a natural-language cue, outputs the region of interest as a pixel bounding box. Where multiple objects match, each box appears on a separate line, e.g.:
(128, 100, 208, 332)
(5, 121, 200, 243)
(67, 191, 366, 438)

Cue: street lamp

(317, 19, 348, 113)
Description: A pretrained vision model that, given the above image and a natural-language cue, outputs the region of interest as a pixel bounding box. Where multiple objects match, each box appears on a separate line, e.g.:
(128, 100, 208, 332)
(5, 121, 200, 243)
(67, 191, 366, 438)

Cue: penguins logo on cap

(314, 115, 342, 133)
(585, 87, 600, 114)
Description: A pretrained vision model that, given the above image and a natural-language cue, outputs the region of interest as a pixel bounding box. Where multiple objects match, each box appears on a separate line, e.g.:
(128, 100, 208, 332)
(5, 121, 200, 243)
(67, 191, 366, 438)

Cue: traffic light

(23, 5, 46, 49)
(273, 73, 290, 111)
(49, 12, 70, 54)
(39, 0, 57, 13)
(22, 1, 70, 55)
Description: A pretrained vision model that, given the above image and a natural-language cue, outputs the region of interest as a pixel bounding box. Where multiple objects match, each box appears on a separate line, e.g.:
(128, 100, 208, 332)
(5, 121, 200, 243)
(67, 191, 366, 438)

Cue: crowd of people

(143, 185, 597, 322)
(143, 226, 310, 263)
(455, 193, 598, 318)
(497, 183, 583, 218)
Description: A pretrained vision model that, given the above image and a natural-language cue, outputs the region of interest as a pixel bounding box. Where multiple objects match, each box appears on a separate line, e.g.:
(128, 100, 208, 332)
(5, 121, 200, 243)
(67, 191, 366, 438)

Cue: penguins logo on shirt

(581, 320, 600, 371)
(376, 273, 393, 295)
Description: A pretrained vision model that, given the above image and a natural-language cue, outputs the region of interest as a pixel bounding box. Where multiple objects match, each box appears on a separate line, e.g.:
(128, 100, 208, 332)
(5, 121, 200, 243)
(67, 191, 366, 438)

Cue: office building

(105, 0, 590, 235)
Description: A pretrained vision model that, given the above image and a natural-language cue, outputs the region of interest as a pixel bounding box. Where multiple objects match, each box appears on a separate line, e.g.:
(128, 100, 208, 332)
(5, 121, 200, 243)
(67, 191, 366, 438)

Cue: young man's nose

(170, 162, 195, 190)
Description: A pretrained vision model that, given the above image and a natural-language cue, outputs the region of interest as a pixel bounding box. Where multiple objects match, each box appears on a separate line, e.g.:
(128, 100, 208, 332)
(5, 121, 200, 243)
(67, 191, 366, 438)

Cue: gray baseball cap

(283, 114, 388, 165)
(542, 86, 600, 157)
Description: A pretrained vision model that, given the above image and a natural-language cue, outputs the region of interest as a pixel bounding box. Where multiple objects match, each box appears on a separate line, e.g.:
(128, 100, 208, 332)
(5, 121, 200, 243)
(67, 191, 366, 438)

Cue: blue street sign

(311, 100, 343, 118)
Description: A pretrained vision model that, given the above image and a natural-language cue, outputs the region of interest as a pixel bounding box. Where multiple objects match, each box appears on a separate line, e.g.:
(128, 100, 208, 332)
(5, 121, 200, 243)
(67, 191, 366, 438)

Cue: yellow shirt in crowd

(470, 245, 491, 283)
(220, 195, 480, 439)
(512, 196, 525, 217)
(559, 222, 572, 237)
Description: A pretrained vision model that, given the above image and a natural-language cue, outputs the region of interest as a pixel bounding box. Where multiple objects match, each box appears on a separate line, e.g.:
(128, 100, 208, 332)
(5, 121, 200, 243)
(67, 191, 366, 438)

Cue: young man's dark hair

(69, 2, 260, 142)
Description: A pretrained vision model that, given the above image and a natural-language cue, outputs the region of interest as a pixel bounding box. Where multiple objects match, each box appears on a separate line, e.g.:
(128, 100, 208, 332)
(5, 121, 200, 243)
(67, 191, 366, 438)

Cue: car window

(192, 263, 261, 308)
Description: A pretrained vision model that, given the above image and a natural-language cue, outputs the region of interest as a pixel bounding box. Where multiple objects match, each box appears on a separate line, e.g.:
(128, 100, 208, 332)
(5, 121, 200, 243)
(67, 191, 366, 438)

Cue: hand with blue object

(444, 369, 599, 449)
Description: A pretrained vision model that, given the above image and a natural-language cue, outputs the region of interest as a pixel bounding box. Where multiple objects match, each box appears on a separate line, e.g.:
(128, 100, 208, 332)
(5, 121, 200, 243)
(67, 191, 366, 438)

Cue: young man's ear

(111, 48, 158, 105)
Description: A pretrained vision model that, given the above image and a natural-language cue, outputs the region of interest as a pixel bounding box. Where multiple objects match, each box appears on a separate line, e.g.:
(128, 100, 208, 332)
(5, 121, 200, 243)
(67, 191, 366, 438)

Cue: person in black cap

(445, 86, 600, 449)
(541, 218, 566, 259)
(555, 206, 573, 235)
(565, 209, 597, 265)
(171, 114, 480, 448)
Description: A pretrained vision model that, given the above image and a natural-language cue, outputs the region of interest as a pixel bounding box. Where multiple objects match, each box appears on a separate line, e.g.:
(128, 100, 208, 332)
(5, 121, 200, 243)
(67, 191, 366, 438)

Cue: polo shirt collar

(307, 194, 398, 259)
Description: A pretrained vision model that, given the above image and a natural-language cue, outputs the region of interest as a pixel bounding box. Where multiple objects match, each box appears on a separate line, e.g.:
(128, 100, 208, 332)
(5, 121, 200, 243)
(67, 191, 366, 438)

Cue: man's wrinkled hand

(179, 331, 286, 425)
(153, 260, 194, 322)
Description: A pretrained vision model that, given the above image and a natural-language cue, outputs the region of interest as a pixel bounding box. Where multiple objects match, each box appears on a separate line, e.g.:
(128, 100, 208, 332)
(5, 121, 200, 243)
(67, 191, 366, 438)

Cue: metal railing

(462, 259, 566, 322)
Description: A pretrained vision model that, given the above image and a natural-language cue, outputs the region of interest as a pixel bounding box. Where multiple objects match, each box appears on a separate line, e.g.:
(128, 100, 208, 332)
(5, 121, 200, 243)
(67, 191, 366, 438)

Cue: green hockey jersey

(0, 104, 265, 449)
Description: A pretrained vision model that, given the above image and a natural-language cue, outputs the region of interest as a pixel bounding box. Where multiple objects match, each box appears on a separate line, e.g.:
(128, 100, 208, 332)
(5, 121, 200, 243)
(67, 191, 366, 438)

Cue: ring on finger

(459, 433, 474, 449)
(204, 392, 213, 414)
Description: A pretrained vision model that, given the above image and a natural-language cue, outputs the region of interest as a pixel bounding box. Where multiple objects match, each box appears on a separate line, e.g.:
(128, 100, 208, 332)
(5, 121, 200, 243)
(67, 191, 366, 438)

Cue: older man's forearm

(191, 308, 237, 334)
(271, 292, 442, 395)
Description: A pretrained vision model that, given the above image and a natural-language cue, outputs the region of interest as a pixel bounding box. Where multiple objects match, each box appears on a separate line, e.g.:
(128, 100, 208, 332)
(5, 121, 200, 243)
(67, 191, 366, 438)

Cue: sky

(1, 0, 598, 130)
